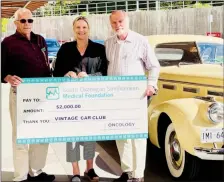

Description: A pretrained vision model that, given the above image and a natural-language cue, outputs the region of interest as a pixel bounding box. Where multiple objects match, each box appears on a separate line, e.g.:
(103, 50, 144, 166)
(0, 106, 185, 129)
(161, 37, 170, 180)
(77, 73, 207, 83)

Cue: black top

(53, 40, 108, 77)
(1, 31, 51, 83)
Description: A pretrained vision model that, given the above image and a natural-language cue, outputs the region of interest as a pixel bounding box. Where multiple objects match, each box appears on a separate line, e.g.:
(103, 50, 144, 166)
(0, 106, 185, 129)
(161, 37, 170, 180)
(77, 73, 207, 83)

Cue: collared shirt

(105, 30, 160, 88)
(1, 31, 51, 83)
(53, 39, 107, 77)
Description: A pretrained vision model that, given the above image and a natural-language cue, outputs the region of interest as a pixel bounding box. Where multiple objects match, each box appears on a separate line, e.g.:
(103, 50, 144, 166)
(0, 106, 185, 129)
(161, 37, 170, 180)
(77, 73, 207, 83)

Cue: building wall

(5, 6, 224, 40)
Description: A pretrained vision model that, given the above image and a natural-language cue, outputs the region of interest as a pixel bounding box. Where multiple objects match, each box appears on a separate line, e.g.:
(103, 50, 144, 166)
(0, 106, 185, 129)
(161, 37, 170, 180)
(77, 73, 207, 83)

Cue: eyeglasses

(16, 19, 34, 24)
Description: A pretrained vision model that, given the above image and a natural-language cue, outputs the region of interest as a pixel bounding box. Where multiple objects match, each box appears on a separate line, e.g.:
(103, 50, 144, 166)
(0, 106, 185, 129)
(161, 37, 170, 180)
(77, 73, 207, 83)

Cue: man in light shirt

(105, 10, 160, 182)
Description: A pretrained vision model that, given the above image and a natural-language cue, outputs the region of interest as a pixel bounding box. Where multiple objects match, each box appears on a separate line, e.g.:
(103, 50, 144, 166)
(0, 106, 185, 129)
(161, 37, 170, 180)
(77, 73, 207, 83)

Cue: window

(197, 43, 224, 64)
(155, 42, 201, 66)
(155, 48, 184, 60)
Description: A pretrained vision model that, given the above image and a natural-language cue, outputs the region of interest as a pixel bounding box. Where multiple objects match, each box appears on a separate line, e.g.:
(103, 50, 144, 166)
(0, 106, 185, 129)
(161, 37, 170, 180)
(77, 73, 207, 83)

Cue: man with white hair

(105, 10, 160, 182)
(1, 8, 55, 182)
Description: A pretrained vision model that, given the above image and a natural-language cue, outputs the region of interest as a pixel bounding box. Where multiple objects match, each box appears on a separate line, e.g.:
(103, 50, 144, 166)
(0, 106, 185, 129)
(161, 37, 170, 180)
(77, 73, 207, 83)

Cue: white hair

(14, 8, 32, 21)
(110, 10, 130, 26)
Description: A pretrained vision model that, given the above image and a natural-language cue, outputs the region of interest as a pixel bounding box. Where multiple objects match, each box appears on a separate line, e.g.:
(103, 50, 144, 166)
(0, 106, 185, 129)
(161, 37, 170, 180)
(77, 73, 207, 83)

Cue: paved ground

(98, 134, 224, 182)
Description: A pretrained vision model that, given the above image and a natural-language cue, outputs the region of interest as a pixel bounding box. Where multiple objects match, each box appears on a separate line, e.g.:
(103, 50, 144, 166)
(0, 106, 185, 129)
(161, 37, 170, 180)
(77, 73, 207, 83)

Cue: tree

(1, 18, 9, 33)
(191, 2, 211, 8)
(35, 0, 81, 16)
(159, 1, 193, 10)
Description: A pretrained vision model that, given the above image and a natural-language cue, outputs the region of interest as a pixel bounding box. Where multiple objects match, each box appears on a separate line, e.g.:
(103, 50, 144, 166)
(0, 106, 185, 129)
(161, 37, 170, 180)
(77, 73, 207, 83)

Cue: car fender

(149, 98, 207, 155)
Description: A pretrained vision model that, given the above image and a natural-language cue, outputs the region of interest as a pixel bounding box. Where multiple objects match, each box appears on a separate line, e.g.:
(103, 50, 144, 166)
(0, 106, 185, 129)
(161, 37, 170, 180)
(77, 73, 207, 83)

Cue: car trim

(159, 79, 223, 89)
(194, 147, 224, 160)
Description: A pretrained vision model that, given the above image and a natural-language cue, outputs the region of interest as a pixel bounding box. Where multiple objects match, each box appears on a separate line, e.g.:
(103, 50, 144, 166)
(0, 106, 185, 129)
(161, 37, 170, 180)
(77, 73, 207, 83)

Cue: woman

(53, 16, 107, 182)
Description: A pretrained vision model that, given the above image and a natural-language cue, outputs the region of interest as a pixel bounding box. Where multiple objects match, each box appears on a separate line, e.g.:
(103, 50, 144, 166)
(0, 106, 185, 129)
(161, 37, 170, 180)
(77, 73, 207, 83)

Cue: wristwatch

(152, 86, 158, 95)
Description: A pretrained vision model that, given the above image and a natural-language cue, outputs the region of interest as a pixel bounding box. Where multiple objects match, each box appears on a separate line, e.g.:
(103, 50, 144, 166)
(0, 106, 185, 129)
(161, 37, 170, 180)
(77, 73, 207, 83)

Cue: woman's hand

(78, 72, 88, 78)
(64, 71, 77, 78)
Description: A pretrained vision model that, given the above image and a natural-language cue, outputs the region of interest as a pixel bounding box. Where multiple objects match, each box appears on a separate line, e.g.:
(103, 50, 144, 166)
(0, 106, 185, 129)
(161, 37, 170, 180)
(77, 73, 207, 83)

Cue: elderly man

(105, 10, 160, 182)
(1, 8, 55, 182)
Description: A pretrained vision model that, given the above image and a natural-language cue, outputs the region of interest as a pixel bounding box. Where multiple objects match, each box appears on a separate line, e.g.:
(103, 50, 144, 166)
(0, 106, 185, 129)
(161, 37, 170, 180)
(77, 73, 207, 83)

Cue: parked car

(93, 39, 104, 45)
(45, 38, 60, 71)
(147, 35, 223, 180)
(46, 38, 60, 57)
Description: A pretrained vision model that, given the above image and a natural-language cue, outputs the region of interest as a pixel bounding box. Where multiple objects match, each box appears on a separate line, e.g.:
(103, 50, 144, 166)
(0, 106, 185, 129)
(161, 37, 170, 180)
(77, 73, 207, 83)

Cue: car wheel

(164, 123, 200, 180)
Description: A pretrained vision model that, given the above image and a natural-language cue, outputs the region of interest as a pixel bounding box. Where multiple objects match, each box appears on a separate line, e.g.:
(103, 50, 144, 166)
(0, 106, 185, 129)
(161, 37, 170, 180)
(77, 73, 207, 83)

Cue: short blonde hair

(14, 8, 32, 21)
(72, 16, 90, 40)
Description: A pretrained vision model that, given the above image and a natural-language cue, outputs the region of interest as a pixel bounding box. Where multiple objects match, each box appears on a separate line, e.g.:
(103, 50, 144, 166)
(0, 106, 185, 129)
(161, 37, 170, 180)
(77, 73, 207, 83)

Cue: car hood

(159, 64, 223, 87)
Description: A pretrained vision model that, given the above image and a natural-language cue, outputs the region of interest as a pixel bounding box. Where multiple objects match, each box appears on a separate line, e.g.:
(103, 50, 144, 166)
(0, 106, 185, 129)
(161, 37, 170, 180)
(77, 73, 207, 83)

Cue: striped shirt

(105, 30, 160, 88)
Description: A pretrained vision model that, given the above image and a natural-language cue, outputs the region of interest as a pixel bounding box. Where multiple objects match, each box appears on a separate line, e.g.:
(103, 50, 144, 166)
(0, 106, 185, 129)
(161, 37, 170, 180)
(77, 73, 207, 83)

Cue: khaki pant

(116, 139, 146, 178)
(9, 87, 49, 181)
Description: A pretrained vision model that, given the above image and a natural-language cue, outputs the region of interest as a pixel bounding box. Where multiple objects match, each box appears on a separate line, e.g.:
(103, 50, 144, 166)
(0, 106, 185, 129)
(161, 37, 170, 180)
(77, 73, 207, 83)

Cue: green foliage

(35, 0, 81, 16)
(160, 1, 193, 10)
(191, 2, 211, 8)
(55, 0, 81, 6)
(1, 18, 9, 32)
(80, 12, 88, 16)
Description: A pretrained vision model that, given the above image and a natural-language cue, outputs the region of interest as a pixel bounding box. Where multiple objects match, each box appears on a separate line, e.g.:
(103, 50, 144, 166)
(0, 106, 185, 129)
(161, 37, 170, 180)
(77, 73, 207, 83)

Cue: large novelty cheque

(16, 76, 148, 144)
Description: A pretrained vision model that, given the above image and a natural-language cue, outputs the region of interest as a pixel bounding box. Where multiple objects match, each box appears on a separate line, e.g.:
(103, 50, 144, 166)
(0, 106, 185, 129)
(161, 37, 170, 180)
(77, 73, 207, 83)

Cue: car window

(155, 48, 183, 60)
(197, 43, 224, 64)
(46, 40, 60, 48)
(155, 42, 201, 66)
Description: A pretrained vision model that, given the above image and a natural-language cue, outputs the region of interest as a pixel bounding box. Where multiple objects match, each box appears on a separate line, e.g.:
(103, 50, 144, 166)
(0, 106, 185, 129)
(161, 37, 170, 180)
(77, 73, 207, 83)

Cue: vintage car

(147, 35, 224, 180)
(45, 38, 60, 57)
(45, 38, 61, 72)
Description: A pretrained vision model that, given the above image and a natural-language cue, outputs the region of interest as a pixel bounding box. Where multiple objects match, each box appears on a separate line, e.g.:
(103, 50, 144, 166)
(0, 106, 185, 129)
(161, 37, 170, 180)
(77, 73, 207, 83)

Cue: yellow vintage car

(147, 35, 224, 180)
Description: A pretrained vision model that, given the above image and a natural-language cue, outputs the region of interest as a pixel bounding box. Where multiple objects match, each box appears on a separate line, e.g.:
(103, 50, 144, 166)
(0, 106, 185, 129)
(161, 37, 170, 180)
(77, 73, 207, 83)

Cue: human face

(73, 19, 89, 40)
(110, 11, 129, 36)
(14, 11, 33, 36)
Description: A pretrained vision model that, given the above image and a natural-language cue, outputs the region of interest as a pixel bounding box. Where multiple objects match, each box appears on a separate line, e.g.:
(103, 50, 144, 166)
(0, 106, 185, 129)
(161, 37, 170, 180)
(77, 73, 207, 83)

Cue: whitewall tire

(164, 123, 200, 180)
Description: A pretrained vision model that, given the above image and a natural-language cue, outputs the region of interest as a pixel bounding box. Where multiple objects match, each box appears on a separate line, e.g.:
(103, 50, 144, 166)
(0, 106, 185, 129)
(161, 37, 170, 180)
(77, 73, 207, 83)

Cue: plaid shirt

(105, 30, 160, 88)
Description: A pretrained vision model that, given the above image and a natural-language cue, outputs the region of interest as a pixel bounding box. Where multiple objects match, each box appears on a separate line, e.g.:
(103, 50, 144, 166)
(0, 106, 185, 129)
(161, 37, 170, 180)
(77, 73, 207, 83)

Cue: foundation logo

(46, 87, 59, 100)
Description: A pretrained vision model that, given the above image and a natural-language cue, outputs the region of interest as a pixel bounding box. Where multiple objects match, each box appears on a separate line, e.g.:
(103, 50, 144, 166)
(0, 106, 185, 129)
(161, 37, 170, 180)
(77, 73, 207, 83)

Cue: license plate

(201, 128, 224, 143)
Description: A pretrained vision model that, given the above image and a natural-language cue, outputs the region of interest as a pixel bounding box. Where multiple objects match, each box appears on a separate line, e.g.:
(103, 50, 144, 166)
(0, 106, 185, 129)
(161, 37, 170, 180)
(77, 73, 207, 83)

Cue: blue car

(93, 39, 104, 45)
(45, 38, 60, 58)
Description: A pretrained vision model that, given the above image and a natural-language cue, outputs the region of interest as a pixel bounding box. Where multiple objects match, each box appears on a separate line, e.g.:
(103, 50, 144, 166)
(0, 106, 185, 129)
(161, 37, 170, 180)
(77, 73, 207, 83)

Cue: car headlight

(207, 102, 224, 124)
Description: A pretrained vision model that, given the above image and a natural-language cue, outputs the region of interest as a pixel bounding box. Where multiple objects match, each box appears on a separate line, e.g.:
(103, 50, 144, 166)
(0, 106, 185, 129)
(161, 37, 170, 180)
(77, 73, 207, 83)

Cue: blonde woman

(53, 16, 107, 182)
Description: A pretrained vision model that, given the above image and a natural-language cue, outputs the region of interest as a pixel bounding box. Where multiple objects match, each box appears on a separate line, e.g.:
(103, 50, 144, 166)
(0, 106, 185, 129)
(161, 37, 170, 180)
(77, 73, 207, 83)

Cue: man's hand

(64, 71, 77, 78)
(4, 75, 22, 86)
(145, 85, 156, 96)
(78, 72, 88, 78)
